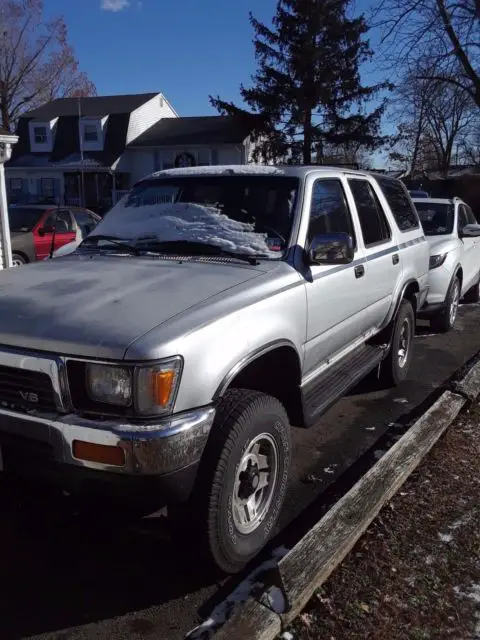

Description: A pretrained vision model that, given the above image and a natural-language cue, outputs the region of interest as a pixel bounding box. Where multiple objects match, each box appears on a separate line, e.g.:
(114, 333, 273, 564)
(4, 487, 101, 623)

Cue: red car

(8, 205, 101, 266)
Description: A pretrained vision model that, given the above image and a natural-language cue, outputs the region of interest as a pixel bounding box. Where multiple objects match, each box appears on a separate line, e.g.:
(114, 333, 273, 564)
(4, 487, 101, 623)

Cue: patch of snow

(92, 201, 279, 257)
(323, 465, 337, 474)
(438, 532, 453, 543)
(186, 545, 289, 638)
(364, 426, 376, 431)
(263, 586, 286, 613)
(425, 555, 434, 565)
(153, 165, 286, 178)
(281, 633, 295, 640)
(394, 398, 409, 404)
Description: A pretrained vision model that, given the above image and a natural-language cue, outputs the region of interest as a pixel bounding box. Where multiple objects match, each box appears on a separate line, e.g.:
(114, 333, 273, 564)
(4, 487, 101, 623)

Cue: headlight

(135, 357, 182, 415)
(429, 253, 447, 270)
(86, 364, 132, 406)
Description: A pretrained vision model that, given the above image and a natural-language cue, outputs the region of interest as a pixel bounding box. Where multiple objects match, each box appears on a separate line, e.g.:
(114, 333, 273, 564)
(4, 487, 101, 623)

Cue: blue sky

(44, 0, 384, 117)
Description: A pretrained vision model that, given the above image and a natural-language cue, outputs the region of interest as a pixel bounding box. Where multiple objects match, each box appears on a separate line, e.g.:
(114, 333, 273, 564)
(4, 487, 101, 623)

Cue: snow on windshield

(92, 201, 279, 256)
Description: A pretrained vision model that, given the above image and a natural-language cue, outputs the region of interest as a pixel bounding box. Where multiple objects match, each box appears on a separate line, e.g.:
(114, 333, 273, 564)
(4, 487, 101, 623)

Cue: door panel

(303, 177, 369, 376)
(458, 205, 476, 291)
(345, 178, 402, 329)
(34, 209, 76, 260)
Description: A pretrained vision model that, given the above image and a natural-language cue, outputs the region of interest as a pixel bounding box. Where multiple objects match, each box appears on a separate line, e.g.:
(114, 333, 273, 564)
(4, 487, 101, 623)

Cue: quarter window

(348, 179, 391, 247)
(307, 179, 355, 244)
(376, 177, 419, 232)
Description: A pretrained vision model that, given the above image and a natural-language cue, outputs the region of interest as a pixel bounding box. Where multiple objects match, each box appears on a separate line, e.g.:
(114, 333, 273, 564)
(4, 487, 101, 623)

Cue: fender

(379, 278, 419, 332)
(213, 338, 301, 400)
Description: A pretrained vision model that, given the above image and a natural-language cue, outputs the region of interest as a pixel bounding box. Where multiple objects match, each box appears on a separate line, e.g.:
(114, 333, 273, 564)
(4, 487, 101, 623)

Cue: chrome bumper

(0, 406, 215, 476)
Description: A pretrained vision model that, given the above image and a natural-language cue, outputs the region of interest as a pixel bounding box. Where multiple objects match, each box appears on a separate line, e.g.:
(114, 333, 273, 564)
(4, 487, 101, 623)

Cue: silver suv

(0, 166, 429, 572)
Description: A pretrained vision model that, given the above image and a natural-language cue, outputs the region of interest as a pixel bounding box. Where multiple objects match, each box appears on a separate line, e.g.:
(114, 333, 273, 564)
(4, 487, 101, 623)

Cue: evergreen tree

(210, 0, 391, 164)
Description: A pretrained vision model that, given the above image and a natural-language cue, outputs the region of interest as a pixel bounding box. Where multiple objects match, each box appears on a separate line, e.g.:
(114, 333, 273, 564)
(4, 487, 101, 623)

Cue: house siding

(127, 94, 178, 145)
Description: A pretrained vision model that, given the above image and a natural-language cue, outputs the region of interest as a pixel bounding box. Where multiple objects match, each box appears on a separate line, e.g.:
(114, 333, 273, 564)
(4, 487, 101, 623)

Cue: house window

(9, 178, 23, 194)
(34, 126, 47, 144)
(83, 124, 98, 142)
(41, 178, 55, 199)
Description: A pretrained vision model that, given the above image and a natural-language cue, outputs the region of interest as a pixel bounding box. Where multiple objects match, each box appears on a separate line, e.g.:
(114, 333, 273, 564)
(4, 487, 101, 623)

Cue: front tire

(431, 276, 460, 333)
(188, 389, 291, 574)
(380, 299, 415, 386)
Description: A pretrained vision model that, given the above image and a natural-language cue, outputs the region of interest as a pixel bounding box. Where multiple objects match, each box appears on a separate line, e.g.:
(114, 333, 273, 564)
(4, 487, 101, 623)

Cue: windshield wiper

(134, 239, 261, 265)
(81, 235, 140, 256)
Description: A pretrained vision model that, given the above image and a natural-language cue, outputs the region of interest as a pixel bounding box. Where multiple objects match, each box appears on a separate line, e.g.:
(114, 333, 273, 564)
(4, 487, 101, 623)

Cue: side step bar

(301, 344, 386, 428)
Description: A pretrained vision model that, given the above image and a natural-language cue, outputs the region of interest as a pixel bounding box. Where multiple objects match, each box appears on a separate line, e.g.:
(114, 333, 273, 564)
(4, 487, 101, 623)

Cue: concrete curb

(207, 359, 480, 640)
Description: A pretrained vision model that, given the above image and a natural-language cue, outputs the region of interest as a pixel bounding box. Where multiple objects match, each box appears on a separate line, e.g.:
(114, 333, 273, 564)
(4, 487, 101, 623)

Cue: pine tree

(210, 0, 391, 164)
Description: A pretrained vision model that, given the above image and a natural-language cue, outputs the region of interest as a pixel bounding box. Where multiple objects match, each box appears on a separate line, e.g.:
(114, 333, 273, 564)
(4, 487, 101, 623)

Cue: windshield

(8, 207, 45, 232)
(415, 202, 454, 236)
(91, 175, 300, 259)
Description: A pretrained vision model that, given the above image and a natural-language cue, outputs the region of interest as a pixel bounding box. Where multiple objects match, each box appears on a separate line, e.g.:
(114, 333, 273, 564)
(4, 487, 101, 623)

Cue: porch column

(0, 132, 19, 269)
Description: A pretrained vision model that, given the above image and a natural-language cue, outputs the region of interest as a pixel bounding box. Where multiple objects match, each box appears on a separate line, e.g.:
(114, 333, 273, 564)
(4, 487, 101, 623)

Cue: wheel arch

(11, 250, 29, 264)
(214, 340, 304, 426)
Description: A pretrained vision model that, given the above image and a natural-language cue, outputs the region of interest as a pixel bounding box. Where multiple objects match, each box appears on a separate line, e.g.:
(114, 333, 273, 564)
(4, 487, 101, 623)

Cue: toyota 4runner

(0, 166, 429, 572)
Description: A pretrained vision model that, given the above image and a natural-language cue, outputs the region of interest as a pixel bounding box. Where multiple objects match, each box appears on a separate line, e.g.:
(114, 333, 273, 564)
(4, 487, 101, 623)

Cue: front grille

(0, 364, 56, 411)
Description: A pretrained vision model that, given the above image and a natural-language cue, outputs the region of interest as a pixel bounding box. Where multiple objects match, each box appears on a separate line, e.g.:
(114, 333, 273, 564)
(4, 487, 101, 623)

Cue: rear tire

(380, 299, 415, 386)
(11, 252, 27, 267)
(174, 389, 291, 574)
(463, 276, 480, 303)
(431, 276, 460, 332)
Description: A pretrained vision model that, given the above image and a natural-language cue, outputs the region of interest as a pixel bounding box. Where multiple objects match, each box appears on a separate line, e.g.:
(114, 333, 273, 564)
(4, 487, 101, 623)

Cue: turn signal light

(72, 440, 125, 467)
(151, 369, 176, 407)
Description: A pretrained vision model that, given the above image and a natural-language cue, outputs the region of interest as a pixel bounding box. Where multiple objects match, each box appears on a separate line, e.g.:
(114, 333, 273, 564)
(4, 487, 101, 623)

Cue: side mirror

(307, 232, 354, 265)
(38, 225, 55, 236)
(460, 224, 480, 238)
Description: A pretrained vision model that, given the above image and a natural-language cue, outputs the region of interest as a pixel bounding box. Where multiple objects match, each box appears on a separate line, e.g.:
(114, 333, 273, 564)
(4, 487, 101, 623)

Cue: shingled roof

(24, 93, 158, 121)
(130, 115, 255, 147)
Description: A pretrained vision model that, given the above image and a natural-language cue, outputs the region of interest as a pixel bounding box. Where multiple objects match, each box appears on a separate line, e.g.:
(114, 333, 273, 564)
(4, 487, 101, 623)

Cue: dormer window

(34, 126, 47, 144)
(83, 124, 98, 143)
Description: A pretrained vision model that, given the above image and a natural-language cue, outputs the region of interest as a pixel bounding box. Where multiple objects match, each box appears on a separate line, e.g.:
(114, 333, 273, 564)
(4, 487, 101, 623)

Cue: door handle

(392, 253, 399, 265)
(354, 264, 365, 279)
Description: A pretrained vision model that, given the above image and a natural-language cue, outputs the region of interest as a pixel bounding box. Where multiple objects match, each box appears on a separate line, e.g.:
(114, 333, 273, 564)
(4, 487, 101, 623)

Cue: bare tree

(373, 0, 479, 107)
(389, 74, 476, 175)
(0, 0, 96, 132)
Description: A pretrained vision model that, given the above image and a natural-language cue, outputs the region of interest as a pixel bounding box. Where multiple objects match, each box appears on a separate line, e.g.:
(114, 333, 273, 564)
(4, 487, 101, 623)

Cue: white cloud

(101, 0, 130, 11)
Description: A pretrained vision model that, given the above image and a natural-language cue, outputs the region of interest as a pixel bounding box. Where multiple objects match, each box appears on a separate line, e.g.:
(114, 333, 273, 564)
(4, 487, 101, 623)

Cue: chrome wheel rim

(449, 282, 460, 326)
(398, 318, 411, 369)
(232, 433, 278, 535)
(11, 257, 24, 267)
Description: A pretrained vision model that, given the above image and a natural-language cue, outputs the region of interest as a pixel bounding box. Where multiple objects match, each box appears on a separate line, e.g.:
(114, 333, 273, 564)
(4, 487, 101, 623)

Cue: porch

(6, 170, 130, 214)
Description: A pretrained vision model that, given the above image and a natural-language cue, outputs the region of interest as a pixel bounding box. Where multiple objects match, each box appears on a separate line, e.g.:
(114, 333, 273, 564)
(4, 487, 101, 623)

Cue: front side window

(34, 126, 47, 144)
(83, 124, 98, 142)
(415, 201, 455, 236)
(464, 204, 477, 225)
(307, 178, 355, 244)
(348, 179, 391, 247)
(457, 205, 469, 234)
(376, 177, 419, 232)
(92, 175, 299, 259)
(44, 210, 74, 233)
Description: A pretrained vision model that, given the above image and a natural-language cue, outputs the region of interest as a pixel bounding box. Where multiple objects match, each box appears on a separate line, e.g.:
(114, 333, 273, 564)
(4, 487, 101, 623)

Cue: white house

(6, 93, 258, 213)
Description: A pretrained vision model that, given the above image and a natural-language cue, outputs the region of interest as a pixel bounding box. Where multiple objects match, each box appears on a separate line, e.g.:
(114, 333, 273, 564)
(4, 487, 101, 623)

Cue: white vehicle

(415, 197, 480, 332)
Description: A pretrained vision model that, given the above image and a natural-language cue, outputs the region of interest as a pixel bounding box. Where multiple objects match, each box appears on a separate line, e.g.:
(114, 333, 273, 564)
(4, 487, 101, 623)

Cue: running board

(301, 344, 386, 428)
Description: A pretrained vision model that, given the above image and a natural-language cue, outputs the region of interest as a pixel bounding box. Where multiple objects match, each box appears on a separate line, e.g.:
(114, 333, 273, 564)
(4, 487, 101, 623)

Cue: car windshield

(8, 207, 45, 232)
(89, 174, 300, 260)
(415, 202, 455, 236)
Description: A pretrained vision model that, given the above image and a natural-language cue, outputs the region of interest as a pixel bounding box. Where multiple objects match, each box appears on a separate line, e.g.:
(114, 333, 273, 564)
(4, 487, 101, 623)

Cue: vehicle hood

(426, 235, 460, 255)
(0, 255, 265, 359)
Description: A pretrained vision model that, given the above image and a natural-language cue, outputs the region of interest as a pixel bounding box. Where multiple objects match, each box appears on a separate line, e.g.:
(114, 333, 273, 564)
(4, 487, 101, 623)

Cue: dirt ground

(286, 400, 480, 640)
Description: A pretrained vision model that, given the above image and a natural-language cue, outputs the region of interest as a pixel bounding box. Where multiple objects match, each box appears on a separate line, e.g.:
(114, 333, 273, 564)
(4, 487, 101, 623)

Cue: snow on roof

(412, 197, 454, 204)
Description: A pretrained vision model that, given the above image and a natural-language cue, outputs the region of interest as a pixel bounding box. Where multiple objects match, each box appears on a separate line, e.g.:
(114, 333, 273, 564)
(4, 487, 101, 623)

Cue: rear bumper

(0, 405, 215, 504)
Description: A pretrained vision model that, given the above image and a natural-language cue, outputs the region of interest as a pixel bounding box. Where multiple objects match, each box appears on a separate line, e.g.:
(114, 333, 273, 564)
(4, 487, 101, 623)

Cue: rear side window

(376, 177, 419, 232)
(348, 179, 391, 247)
(308, 179, 355, 244)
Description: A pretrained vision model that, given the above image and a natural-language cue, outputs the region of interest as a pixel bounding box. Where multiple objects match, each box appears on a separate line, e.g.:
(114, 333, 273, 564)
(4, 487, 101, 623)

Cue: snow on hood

(92, 201, 279, 257)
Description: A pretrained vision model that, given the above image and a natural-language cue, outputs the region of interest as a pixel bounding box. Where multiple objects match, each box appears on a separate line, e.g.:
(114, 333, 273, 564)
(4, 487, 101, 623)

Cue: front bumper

(0, 405, 215, 502)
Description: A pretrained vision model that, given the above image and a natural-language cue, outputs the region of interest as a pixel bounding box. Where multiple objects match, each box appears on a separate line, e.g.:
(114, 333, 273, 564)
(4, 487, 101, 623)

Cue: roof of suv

(412, 197, 459, 205)
(142, 164, 392, 182)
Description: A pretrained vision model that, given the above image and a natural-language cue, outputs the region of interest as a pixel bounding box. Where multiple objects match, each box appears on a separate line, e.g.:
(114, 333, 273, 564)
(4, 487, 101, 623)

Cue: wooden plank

(452, 359, 480, 400)
(277, 390, 466, 625)
(212, 597, 281, 640)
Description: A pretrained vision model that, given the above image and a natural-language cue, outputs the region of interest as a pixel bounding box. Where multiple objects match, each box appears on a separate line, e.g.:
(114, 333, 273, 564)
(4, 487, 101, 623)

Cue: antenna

(48, 199, 62, 260)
